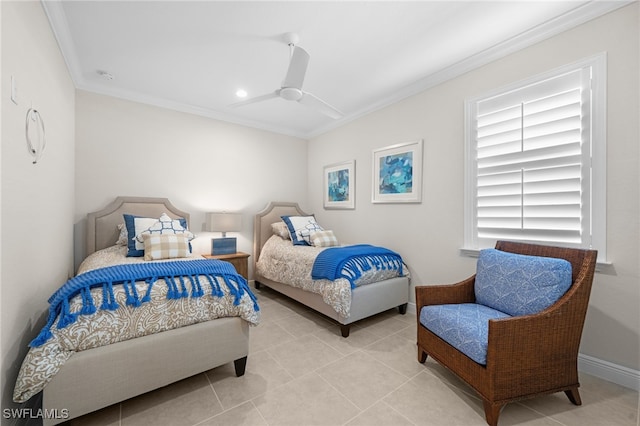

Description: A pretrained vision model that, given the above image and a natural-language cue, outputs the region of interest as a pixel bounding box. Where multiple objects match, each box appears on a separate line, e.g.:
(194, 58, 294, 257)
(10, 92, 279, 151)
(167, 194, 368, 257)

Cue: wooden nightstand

(202, 252, 250, 280)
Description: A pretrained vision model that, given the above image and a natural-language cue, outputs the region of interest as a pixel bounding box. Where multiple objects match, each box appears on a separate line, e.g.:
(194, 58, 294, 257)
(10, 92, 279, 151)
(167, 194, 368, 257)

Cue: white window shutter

(465, 54, 606, 259)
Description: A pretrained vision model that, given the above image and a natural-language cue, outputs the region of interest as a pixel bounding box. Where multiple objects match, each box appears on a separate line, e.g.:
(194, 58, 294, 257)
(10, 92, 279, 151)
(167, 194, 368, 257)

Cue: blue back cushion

(475, 248, 572, 316)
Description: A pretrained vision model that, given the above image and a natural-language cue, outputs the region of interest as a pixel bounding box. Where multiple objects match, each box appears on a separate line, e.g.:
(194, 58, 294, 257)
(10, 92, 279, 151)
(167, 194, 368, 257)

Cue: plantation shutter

(473, 68, 591, 245)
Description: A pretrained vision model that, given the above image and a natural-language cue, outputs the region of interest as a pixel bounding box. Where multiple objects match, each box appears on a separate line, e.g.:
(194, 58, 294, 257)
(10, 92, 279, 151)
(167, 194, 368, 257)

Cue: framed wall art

(372, 140, 423, 203)
(323, 160, 355, 209)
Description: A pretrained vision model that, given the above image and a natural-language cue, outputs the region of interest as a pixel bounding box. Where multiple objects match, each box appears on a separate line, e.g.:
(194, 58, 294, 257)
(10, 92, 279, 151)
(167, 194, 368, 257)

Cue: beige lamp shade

(206, 213, 242, 236)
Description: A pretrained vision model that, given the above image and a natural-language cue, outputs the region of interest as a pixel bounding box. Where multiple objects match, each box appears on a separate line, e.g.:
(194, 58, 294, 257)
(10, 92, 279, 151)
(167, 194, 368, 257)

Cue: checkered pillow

(310, 230, 339, 247)
(142, 233, 190, 261)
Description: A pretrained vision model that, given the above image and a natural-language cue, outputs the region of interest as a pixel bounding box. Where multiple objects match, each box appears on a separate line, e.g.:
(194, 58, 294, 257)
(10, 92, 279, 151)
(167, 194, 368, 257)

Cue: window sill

(460, 248, 612, 273)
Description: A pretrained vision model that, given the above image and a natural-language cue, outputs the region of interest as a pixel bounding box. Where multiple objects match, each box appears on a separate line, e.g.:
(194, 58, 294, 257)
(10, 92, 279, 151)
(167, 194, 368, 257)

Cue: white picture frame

(372, 140, 423, 203)
(323, 160, 355, 209)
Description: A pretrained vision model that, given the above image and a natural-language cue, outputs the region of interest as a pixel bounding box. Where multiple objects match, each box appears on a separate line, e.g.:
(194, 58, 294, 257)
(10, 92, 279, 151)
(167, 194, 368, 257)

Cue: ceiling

(43, 1, 629, 139)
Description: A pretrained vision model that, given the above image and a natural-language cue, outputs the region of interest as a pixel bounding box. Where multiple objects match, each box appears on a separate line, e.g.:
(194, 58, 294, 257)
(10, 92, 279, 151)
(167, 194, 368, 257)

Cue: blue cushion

(124, 214, 189, 257)
(475, 248, 572, 317)
(420, 303, 511, 365)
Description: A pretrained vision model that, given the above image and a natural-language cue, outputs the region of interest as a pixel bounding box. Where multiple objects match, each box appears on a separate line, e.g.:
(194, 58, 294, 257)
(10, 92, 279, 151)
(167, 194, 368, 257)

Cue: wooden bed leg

(234, 356, 247, 377)
(398, 303, 408, 315)
(340, 325, 350, 338)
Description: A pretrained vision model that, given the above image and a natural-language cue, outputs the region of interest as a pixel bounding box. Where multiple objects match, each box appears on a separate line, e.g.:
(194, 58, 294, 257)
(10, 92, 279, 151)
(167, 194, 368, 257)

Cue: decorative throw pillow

(271, 222, 291, 239)
(474, 248, 572, 317)
(123, 213, 190, 257)
(281, 215, 324, 246)
(135, 213, 194, 243)
(310, 230, 339, 247)
(116, 223, 128, 246)
(142, 233, 190, 261)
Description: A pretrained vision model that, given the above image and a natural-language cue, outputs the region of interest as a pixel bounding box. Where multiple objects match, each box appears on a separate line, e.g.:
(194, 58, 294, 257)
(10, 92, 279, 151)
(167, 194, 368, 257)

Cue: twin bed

(253, 201, 410, 337)
(13, 198, 410, 424)
(13, 197, 258, 425)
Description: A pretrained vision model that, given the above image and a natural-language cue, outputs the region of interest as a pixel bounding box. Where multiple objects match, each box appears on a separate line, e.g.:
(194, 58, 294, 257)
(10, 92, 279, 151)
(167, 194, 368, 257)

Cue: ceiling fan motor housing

(280, 87, 303, 101)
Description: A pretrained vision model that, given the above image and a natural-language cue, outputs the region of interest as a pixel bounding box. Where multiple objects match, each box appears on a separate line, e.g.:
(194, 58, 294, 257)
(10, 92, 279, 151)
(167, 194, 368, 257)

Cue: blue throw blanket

(31, 259, 259, 347)
(311, 244, 403, 288)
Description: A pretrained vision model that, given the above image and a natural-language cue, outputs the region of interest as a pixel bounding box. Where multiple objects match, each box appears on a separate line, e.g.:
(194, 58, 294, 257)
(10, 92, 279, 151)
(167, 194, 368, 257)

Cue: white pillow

(281, 215, 324, 246)
(135, 213, 194, 245)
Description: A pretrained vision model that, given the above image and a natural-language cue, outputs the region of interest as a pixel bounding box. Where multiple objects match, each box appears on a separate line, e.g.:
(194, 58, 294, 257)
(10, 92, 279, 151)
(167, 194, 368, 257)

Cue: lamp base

(211, 237, 237, 255)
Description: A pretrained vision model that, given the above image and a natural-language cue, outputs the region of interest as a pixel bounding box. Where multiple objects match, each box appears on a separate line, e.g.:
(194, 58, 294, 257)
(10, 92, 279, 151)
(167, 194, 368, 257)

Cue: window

(464, 54, 606, 261)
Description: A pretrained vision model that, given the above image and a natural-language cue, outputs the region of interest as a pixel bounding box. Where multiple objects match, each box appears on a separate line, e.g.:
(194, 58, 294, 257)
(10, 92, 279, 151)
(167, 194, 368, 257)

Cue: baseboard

(578, 353, 640, 391)
(408, 302, 639, 391)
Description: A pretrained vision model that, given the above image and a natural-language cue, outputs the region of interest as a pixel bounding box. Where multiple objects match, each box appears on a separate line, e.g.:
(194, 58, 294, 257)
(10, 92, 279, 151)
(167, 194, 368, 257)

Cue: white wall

(74, 90, 308, 272)
(308, 4, 639, 374)
(1, 0, 76, 416)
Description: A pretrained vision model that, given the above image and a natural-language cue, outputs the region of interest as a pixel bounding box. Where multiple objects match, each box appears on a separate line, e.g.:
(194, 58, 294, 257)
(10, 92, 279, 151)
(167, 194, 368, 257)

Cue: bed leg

(398, 303, 408, 315)
(254, 281, 261, 290)
(234, 356, 247, 377)
(340, 325, 350, 338)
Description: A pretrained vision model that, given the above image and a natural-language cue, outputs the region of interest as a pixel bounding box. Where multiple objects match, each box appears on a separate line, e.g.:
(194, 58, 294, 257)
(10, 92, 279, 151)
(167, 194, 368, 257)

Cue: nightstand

(202, 252, 250, 280)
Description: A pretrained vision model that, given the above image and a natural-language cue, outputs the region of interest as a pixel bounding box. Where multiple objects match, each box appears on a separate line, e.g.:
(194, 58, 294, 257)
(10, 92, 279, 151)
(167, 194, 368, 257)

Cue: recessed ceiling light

(96, 70, 114, 80)
(236, 89, 247, 98)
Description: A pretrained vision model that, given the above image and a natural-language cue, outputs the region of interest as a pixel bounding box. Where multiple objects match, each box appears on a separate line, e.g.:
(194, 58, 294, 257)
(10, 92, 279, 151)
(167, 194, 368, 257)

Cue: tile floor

(71, 285, 638, 426)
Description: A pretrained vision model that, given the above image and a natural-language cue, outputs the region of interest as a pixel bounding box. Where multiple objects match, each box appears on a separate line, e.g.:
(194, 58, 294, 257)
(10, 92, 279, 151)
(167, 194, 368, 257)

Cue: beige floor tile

(70, 404, 120, 426)
(255, 299, 298, 322)
(266, 334, 344, 378)
(364, 332, 427, 378)
(318, 351, 410, 410)
(352, 311, 412, 339)
(521, 392, 639, 426)
(206, 351, 294, 410)
(383, 371, 487, 426)
(121, 373, 223, 426)
(579, 372, 640, 411)
(274, 309, 334, 337)
(345, 401, 415, 426)
(313, 324, 384, 355)
(197, 401, 268, 426)
(252, 372, 360, 426)
(248, 320, 296, 353)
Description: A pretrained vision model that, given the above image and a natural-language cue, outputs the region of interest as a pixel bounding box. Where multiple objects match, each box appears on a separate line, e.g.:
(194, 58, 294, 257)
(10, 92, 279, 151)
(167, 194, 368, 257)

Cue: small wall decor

(323, 160, 355, 209)
(372, 140, 423, 203)
(25, 108, 46, 164)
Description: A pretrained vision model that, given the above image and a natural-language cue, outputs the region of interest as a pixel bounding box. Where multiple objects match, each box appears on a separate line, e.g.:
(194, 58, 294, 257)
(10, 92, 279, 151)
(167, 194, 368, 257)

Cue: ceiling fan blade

(298, 92, 344, 119)
(229, 91, 279, 108)
(282, 46, 310, 89)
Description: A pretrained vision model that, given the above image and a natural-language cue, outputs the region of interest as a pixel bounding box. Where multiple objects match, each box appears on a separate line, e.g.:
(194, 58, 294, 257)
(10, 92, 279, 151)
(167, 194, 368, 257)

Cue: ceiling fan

(230, 33, 343, 119)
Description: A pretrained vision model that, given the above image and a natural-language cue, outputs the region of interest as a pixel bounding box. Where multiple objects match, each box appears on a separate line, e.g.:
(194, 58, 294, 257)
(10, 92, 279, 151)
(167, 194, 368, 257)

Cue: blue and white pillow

(281, 215, 323, 246)
(474, 248, 572, 317)
(124, 213, 192, 257)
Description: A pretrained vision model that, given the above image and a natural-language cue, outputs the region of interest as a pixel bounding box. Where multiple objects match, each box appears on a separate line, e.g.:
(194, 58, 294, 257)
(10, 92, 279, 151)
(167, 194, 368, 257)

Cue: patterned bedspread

(256, 235, 404, 317)
(13, 245, 260, 403)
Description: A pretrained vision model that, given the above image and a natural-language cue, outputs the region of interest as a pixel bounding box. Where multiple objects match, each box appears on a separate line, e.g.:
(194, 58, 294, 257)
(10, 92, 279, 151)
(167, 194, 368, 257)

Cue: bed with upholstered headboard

(253, 201, 409, 337)
(14, 197, 257, 425)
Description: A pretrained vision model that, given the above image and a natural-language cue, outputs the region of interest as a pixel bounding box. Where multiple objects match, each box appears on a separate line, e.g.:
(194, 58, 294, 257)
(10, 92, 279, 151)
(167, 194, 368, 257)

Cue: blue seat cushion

(420, 303, 511, 365)
(474, 249, 573, 317)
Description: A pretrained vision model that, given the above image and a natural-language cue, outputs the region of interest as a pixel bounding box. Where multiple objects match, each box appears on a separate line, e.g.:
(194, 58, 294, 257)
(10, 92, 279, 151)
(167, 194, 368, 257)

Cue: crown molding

(42, 0, 633, 140)
(307, 0, 634, 139)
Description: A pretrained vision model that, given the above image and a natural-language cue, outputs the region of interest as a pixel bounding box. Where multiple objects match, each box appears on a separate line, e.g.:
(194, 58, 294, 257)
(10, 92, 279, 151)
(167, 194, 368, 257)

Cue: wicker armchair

(416, 241, 597, 426)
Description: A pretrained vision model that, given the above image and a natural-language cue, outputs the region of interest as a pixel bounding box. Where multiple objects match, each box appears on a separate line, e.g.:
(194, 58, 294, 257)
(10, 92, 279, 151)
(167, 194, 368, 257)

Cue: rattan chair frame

(416, 241, 598, 426)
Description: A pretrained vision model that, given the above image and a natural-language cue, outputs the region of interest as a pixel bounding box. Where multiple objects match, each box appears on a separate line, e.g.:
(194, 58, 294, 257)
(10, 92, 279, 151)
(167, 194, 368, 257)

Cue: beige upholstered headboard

(86, 196, 190, 255)
(252, 201, 310, 270)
